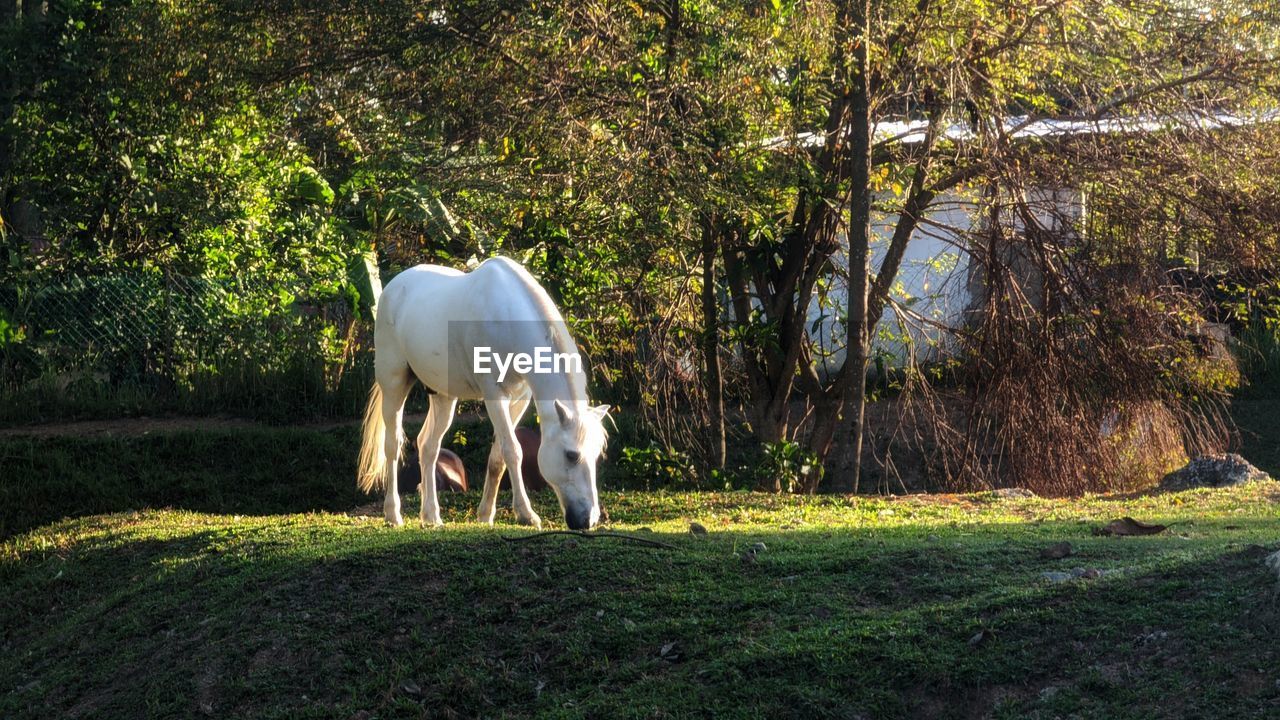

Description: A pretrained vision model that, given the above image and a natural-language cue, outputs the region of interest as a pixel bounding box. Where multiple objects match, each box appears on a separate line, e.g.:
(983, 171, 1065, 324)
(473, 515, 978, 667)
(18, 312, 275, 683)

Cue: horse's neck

(504, 272, 587, 415)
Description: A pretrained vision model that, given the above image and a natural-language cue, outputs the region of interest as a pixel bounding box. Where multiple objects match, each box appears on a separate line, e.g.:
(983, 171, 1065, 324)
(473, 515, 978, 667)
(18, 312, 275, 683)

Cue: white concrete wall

(810, 186, 1085, 372)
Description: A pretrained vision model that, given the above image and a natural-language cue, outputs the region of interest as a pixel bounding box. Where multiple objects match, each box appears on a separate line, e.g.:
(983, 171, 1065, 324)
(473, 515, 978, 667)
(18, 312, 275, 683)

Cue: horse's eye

(565, 450, 581, 464)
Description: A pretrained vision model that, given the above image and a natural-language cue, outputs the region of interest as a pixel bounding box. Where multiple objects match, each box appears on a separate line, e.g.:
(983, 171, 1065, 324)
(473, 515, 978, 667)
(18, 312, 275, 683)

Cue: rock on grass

(1160, 453, 1272, 491)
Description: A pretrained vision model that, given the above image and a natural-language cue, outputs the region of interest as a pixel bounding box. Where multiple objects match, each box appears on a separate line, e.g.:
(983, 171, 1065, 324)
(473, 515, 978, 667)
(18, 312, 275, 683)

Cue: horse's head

(540, 399, 609, 530)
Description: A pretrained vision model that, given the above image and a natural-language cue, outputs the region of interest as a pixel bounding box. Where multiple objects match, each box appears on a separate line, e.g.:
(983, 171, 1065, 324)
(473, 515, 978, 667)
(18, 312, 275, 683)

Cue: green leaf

(287, 167, 335, 206)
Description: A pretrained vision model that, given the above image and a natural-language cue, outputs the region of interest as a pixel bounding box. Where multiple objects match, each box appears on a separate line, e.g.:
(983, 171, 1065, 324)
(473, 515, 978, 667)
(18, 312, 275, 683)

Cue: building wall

(810, 186, 1085, 373)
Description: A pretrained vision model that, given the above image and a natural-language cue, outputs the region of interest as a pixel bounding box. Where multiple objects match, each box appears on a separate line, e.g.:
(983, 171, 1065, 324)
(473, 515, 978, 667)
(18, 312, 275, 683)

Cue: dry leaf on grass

(659, 641, 682, 661)
(1094, 517, 1167, 537)
(968, 629, 995, 647)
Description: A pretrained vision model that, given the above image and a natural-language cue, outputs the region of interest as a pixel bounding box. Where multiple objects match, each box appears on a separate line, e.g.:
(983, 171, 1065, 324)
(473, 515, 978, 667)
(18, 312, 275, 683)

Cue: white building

(802, 112, 1259, 370)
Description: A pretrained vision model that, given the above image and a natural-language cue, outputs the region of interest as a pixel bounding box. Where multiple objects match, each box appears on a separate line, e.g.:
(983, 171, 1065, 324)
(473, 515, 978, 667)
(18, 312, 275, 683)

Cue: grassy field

(3, 475, 1278, 719)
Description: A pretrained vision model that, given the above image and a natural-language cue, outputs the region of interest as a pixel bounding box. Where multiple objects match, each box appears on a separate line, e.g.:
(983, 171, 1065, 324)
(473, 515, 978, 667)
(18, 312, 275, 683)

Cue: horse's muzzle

(566, 505, 595, 531)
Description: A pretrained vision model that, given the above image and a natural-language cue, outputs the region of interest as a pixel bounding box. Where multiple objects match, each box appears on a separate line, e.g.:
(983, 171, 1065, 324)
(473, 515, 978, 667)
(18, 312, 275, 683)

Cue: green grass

(3, 483, 1278, 719)
(0, 414, 676, 540)
(0, 428, 367, 539)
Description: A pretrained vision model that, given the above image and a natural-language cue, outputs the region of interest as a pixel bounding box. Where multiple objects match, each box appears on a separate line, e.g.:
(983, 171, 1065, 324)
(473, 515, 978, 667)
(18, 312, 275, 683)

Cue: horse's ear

(554, 399, 574, 426)
(592, 404, 611, 418)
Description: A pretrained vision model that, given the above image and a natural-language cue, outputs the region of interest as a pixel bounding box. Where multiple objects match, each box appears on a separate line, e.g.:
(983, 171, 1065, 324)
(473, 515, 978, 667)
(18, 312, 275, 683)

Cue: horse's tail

(357, 382, 390, 493)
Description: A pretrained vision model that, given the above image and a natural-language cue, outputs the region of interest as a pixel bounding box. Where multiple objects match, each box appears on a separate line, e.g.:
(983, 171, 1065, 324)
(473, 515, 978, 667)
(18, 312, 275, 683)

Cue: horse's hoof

(386, 514, 405, 528)
(517, 513, 542, 530)
(422, 517, 444, 528)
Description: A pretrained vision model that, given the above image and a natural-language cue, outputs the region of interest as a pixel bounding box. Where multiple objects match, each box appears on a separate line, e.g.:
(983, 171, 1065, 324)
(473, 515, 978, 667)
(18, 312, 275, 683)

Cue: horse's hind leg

(485, 395, 541, 529)
(477, 390, 531, 525)
(417, 393, 457, 527)
(377, 368, 414, 527)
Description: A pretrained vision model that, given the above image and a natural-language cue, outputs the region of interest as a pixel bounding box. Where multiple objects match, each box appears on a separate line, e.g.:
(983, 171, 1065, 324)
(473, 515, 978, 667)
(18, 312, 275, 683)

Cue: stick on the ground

(501, 530, 684, 551)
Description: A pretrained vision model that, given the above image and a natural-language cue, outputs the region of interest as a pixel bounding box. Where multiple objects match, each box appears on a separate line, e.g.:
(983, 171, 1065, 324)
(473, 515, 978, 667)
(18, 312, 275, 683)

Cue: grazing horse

(499, 427, 610, 521)
(357, 257, 609, 530)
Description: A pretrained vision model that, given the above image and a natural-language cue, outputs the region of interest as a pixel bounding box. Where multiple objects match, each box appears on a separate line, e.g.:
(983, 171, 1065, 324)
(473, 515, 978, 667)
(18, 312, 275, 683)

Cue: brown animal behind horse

(501, 426, 548, 492)
(435, 448, 467, 492)
(400, 446, 468, 494)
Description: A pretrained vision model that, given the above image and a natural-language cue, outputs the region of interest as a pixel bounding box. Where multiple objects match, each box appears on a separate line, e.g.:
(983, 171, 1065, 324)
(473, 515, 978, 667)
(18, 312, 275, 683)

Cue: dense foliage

(2, 0, 1278, 492)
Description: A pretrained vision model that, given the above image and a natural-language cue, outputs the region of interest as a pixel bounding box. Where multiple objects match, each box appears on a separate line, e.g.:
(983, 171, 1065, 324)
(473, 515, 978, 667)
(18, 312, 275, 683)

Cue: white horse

(356, 256, 609, 530)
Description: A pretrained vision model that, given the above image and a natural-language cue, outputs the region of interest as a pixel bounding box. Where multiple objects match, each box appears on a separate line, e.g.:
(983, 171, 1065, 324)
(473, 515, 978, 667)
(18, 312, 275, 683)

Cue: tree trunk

(721, 239, 791, 445)
(700, 214, 726, 472)
(834, 0, 873, 491)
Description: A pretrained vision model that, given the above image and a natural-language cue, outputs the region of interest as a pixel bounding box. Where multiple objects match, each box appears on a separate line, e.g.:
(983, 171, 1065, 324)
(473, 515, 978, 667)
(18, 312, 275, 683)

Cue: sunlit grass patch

(3, 485, 1278, 719)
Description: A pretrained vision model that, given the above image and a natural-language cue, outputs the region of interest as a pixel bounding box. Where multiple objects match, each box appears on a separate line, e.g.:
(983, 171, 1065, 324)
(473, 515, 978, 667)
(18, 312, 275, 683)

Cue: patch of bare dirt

(0, 410, 488, 438)
(0, 416, 271, 438)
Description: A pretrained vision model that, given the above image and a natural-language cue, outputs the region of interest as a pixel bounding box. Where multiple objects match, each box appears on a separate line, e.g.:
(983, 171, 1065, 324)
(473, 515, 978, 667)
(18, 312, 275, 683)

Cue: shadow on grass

(0, 417, 653, 541)
(3, 511, 1277, 720)
(0, 428, 369, 540)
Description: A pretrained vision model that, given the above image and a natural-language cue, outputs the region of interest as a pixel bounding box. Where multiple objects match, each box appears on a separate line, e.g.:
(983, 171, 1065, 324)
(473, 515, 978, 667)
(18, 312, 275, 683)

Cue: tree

(717, 0, 1280, 491)
(4, 0, 1277, 491)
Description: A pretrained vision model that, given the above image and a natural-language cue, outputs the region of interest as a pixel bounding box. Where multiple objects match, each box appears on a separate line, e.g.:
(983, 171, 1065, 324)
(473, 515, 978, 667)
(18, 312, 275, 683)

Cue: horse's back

(375, 257, 563, 397)
(377, 264, 464, 340)
(381, 263, 465, 303)
(381, 258, 553, 322)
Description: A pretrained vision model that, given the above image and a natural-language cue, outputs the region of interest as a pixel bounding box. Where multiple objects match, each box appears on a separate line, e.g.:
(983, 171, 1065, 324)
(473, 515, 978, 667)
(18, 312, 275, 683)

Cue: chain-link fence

(0, 270, 371, 420)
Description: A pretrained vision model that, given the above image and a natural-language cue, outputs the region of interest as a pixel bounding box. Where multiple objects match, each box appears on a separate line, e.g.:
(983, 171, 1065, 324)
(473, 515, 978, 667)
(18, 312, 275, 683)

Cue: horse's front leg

(485, 397, 541, 529)
(478, 390, 531, 526)
(417, 394, 457, 527)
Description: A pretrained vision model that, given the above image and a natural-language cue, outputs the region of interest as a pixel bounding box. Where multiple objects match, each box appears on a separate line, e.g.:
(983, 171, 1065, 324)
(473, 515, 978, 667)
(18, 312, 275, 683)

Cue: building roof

(768, 110, 1276, 151)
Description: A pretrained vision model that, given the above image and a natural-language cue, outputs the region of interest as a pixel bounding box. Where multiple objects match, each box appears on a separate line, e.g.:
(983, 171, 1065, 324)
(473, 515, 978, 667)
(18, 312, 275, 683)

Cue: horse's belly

(405, 338, 482, 398)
